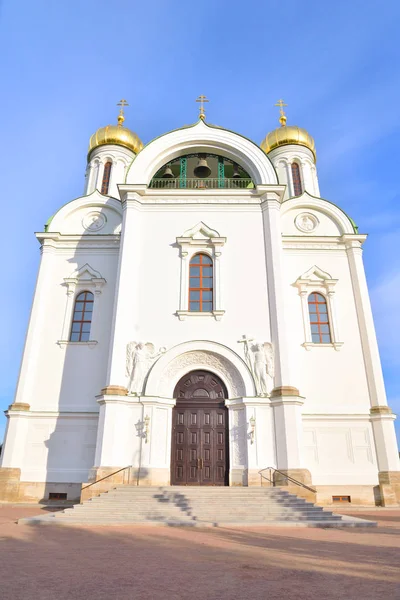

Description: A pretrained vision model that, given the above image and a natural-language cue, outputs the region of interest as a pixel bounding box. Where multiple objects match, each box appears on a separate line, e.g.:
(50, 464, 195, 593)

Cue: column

(105, 195, 144, 387)
(0, 405, 30, 501)
(261, 196, 311, 487)
(14, 242, 56, 405)
(346, 238, 400, 505)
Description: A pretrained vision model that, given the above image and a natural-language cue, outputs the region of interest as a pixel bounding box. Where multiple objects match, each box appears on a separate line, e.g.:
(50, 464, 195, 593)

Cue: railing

(149, 178, 254, 189)
(81, 465, 132, 491)
(258, 467, 317, 493)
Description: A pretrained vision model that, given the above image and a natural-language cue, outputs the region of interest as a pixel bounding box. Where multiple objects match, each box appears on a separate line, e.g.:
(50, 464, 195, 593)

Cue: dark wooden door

(171, 371, 229, 486)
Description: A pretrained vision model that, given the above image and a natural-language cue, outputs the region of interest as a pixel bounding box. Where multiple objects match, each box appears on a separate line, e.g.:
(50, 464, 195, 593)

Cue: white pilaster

(0, 412, 29, 468)
(345, 238, 388, 407)
(271, 396, 304, 469)
(106, 195, 144, 387)
(14, 243, 56, 406)
(261, 196, 293, 387)
(370, 411, 400, 472)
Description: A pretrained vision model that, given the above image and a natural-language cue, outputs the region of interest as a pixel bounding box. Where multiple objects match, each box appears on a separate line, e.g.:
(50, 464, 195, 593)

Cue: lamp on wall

(249, 416, 256, 444)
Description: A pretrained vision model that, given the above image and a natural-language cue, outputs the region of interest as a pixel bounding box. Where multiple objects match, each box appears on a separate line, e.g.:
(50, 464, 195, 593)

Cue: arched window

(189, 254, 213, 312)
(291, 162, 303, 196)
(70, 291, 94, 341)
(308, 293, 331, 343)
(101, 161, 112, 195)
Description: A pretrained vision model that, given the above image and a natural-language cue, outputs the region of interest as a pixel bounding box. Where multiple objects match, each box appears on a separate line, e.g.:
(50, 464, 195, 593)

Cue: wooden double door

(171, 370, 229, 486)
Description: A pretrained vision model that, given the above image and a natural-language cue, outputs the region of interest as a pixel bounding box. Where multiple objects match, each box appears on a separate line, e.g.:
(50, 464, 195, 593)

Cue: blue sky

(0, 0, 399, 444)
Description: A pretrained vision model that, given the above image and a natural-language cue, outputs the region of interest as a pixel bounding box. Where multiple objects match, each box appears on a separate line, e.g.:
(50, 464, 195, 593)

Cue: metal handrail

(82, 465, 132, 491)
(259, 467, 317, 494)
(149, 178, 254, 189)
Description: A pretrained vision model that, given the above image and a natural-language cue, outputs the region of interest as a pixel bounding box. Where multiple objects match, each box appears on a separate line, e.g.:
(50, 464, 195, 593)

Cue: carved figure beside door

(238, 336, 274, 396)
(126, 341, 166, 395)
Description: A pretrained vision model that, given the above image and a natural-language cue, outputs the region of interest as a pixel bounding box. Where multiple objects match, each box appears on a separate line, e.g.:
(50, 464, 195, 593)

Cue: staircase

(19, 486, 376, 527)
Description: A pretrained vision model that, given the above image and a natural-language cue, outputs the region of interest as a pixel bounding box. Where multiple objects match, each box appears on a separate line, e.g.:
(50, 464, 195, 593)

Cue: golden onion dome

(261, 101, 316, 160)
(88, 101, 143, 156)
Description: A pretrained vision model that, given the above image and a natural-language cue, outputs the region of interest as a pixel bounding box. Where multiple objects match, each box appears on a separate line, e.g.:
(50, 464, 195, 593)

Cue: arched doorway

(171, 370, 229, 486)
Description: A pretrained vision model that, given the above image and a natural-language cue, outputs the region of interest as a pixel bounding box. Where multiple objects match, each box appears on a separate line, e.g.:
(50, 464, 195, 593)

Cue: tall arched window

(101, 161, 112, 195)
(308, 293, 331, 343)
(70, 291, 94, 341)
(189, 254, 213, 312)
(291, 162, 303, 196)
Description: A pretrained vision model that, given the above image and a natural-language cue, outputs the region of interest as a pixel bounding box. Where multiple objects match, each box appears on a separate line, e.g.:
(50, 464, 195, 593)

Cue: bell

(162, 165, 174, 178)
(232, 164, 241, 178)
(194, 155, 211, 178)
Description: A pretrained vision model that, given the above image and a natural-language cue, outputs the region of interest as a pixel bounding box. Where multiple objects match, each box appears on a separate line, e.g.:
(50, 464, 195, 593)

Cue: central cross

(196, 95, 209, 121)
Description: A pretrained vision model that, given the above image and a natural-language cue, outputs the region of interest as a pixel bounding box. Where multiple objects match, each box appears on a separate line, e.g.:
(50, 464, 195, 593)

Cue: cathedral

(1, 98, 399, 507)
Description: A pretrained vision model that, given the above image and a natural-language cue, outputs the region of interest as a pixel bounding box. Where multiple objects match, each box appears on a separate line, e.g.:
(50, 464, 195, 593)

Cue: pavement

(0, 504, 399, 600)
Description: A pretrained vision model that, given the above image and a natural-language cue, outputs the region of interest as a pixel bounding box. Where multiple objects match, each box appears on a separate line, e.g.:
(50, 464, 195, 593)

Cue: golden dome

(261, 100, 316, 160)
(261, 125, 316, 160)
(88, 124, 143, 155)
(89, 101, 143, 156)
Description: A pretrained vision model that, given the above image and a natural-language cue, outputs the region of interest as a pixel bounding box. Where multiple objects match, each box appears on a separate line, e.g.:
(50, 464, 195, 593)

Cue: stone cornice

(118, 184, 285, 205)
(36, 232, 120, 250)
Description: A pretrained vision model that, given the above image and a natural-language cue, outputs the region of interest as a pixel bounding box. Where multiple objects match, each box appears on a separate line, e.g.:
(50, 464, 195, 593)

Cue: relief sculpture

(238, 335, 274, 396)
(126, 342, 166, 395)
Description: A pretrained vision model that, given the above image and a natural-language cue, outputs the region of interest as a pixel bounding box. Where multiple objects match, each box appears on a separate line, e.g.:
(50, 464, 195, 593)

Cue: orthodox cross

(196, 95, 209, 121)
(117, 99, 129, 126)
(275, 98, 288, 126)
(237, 334, 255, 375)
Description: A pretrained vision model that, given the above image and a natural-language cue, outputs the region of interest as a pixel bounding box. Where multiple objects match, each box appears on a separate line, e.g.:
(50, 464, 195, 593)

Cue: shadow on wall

(36, 205, 118, 501)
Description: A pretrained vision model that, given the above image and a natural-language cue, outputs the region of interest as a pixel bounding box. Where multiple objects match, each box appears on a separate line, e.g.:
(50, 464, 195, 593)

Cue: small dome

(88, 124, 143, 155)
(261, 124, 316, 160)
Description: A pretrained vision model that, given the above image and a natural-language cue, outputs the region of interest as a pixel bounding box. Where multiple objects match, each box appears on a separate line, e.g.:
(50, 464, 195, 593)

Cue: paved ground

(0, 505, 399, 600)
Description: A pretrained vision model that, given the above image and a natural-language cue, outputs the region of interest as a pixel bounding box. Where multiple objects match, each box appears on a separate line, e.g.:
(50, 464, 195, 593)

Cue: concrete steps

(19, 486, 376, 528)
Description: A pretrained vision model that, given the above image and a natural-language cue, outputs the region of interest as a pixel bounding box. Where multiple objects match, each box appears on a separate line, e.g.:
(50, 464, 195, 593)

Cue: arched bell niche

(149, 153, 254, 190)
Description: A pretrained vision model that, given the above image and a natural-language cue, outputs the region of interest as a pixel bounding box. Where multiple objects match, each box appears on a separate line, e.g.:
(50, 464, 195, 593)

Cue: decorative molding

(64, 263, 106, 296)
(302, 342, 343, 352)
(59, 263, 106, 342)
(82, 211, 107, 233)
(294, 265, 342, 349)
(180, 221, 221, 240)
(370, 406, 394, 416)
(271, 386, 300, 397)
(176, 222, 226, 315)
(294, 212, 319, 233)
(57, 340, 98, 349)
(101, 386, 128, 396)
(160, 350, 245, 398)
(8, 402, 30, 412)
(176, 310, 225, 321)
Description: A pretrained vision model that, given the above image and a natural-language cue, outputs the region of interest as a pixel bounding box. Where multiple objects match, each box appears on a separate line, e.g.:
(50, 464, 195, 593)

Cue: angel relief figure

(239, 336, 275, 396)
(126, 342, 166, 395)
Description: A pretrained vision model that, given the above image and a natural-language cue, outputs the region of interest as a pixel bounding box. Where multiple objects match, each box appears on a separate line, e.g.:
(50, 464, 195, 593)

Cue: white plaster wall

(15, 249, 119, 412)
(303, 420, 378, 485)
(282, 247, 370, 413)
(110, 206, 272, 371)
(20, 415, 98, 482)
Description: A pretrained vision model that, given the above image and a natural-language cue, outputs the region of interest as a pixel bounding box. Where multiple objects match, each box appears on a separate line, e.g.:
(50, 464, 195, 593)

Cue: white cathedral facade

(1, 101, 399, 506)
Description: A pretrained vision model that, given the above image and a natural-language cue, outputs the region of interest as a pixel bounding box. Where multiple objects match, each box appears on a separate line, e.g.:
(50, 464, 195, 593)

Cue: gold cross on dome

(275, 99, 288, 126)
(117, 99, 129, 126)
(196, 95, 209, 120)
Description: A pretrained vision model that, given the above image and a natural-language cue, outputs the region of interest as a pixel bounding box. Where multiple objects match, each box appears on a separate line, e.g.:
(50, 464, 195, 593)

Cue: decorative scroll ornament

(238, 335, 274, 396)
(126, 342, 166, 395)
(295, 212, 319, 233)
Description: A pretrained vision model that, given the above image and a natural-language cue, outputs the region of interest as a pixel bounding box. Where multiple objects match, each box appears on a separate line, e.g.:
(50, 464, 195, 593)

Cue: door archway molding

(144, 340, 255, 398)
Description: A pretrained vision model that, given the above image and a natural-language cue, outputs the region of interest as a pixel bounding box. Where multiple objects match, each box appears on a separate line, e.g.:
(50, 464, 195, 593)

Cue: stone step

(18, 486, 377, 528)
